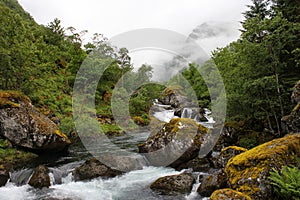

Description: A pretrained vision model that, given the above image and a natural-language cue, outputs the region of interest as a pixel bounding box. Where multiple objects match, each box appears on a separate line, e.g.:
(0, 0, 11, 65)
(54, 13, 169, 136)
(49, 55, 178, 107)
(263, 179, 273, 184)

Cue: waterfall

(181, 108, 193, 119)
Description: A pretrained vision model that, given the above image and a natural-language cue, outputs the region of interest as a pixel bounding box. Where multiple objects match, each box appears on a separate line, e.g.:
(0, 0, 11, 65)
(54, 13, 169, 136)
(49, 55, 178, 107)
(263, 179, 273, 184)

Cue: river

(0, 103, 212, 200)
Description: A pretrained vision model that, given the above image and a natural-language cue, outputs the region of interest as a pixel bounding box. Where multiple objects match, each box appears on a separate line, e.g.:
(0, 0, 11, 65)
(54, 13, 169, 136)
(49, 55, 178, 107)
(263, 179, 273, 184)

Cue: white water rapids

(0, 102, 213, 200)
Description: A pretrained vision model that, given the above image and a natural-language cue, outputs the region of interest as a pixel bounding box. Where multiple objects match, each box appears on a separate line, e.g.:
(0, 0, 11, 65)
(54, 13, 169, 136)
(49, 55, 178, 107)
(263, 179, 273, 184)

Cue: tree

(210, 0, 300, 133)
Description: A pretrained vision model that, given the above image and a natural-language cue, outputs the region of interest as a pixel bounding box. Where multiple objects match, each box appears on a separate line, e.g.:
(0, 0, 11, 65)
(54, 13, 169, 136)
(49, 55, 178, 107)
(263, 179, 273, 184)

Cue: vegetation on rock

(225, 134, 300, 199)
(210, 188, 252, 200)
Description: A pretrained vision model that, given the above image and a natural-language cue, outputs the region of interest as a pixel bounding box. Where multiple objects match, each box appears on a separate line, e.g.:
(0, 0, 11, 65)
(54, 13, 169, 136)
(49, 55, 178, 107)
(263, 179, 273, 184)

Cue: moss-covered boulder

(197, 169, 228, 197)
(138, 118, 209, 168)
(214, 146, 248, 168)
(150, 172, 195, 195)
(73, 158, 123, 181)
(159, 86, 189, 108)
(210, 188, 252, 200)
(28, 165, 51, 189)
(0, 90, 71, 152)
(214, 121, 273, 151)
(225, 134, 300, 199)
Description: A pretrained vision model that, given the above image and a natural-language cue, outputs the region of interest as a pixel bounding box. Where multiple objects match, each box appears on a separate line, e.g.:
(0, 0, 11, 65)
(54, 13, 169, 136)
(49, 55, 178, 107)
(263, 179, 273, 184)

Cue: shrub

(269, 165, 300, 200)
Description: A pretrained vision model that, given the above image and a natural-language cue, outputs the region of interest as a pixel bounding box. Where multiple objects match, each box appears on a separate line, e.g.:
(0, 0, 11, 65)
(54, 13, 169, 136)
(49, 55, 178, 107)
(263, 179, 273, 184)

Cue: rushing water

(0, 102, 213, 200)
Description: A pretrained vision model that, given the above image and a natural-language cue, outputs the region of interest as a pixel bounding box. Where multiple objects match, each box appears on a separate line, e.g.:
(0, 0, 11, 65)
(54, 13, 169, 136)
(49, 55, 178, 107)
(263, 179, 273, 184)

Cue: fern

(269, 166, 300, 200)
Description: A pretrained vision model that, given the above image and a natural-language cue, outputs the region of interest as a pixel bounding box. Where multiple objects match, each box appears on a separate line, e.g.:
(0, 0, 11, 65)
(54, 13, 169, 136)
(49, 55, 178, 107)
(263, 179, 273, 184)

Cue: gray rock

(28, 165, 50, 189)
(0, 169, 9, 187)
(138, 118, 208, 168)
(150, 172, 195, 195)
(0, 91, 71, 152)
(73, 158, 122, 181)
(214, 146, 247, 168)
(292, 80, 300, 103)
(197, 169, 228, 197)
(282, 103, 300, 134)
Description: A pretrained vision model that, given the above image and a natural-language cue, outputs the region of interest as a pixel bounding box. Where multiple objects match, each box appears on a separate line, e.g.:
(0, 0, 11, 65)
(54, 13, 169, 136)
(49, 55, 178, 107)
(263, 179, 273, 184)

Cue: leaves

(269, 166, 300, 199)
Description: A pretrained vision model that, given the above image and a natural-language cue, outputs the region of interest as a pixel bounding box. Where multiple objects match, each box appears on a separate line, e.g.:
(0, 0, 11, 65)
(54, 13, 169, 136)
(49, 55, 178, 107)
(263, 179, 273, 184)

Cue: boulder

(214, 122, 245, 151)
(197, 169, 228, 197)
(214, 146, 248, 168)
(73, 158, 122, 181)
(291, 80, 300, 103)
(28, 165, 51, 189)
(281, 103, 300, 134)
(176, 156, 212, 172)
(210, 188, 252, 200)
(159, 87, 189, 108)
(281, 81, 300, 134)
(214, 121, 272, 151)
(225, 134, 300, 199)
(150, 172, 195, 195)
(0, 168, 9, 187)
(0, 91, 71, 153)
(138, 118, 209, 168)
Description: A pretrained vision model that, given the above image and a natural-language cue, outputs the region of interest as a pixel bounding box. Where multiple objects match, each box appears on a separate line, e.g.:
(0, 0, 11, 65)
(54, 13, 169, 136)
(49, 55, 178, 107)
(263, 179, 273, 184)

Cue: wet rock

(150, 172, 195, 195)
(0, 168, 9, 186)
(210, 188, 252, 200)
(281, 81, 300, 134)
(214, 146, 247, 168)
(214, 122, 244, 151)
(213, 121, 269, 151)
(281, 103, 300, 134)
(178, 107, 208, 122)
(160, 87, 188, 108)
(291, 80, 300, 103)
(0, 91, 71, 153)
(176, 156, 212, 172)
(28, 165, 51, 189)
(197, 169, 228, 197)
(225, 134, 300, 199)
(138, 118, 209, 168)
(73, 158, 122, 181)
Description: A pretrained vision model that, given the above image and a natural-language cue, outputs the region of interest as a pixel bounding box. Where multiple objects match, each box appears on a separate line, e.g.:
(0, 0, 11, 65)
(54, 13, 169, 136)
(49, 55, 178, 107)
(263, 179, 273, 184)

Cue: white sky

(17, 0, 253, 79)
(18, 0, 251, 39)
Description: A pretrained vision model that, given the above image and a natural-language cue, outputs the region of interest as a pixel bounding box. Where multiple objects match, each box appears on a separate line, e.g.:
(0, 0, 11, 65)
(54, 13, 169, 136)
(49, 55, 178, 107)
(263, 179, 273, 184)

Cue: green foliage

(210, 0, 300, 133)
(181, 63, 211, 108)
(269, 165, 300, 199)
(100, 124, 122, 135)
(238, 137, 258, 149)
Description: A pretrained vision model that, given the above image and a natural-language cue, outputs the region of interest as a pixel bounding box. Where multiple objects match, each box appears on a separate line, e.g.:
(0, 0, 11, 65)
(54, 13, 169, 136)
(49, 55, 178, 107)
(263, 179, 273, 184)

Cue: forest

(0, 0, 299, 199)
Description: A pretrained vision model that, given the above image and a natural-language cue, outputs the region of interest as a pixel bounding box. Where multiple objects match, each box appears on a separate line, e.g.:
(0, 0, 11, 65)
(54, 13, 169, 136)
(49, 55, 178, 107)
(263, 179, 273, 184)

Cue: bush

(269, 165, 300, 200)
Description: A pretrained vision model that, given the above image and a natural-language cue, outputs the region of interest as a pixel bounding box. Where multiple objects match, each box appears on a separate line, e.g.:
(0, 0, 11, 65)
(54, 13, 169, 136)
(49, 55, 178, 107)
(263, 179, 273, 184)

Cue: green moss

(100, 124, 123, 136)
(0, 147, 38, 170)
(224, 121, 245, 130)
(225, 134, 300, 197)
(133, 116, 146, 126)
(238, 137, 258, 149)
(222, 146, 248, 153)
(210, 188, 252, 200)
(0, 138, 10, 149)
(162, 85, 185, 97)
(0, 90, 30, 108)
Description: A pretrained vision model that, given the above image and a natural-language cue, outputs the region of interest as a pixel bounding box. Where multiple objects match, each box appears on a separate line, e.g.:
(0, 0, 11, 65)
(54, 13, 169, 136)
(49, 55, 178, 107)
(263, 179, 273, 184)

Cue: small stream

(0, 103, 213, 200)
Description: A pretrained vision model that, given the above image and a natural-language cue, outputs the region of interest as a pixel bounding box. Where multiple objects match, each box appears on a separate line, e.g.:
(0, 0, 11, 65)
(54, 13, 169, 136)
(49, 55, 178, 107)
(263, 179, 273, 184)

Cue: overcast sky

(18, 0, 251, 39)
(18, 0, 253, 79)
